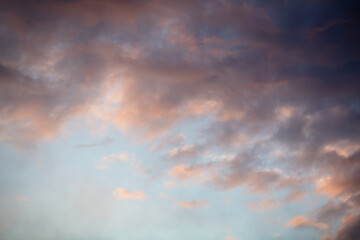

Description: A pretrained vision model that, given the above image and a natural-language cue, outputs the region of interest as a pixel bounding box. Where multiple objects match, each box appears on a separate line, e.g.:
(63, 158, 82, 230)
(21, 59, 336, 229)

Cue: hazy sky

(0, 0, 359, 239)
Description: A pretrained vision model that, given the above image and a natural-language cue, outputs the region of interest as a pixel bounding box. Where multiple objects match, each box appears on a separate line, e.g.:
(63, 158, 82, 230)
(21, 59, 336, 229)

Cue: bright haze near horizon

(0, 0, 359, 240)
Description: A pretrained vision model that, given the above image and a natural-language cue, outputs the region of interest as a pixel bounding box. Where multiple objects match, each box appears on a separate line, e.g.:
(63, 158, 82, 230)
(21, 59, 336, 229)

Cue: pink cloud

(225, 237, 241, 240)
(113, 188, 147, 200)
(178, 200, 209, 209)
(169, 164, 202, 179)
(316, 177, 346, 198)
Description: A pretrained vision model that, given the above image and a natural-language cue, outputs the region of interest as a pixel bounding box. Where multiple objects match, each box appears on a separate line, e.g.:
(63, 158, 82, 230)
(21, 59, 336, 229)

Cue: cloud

(14, 195, 29, 202)
(284, 190, 307, 202)
(95, 153, 130, 169)
(169, 164, 202, 179)
(225, 237, 241, 240)
(178, 200, 209, 209)
(316, 174, 357, 198)
(247, 169, 282, 194)
(159, 193, 170, 199)
(313, 201, 349, 223)
(286, 216, 328, 232)
(335, 214, 360, 240)
(151, 133, 186, 151)
(0, 40, 111, 147)
(1, 1, 359, 148)
(322, 141, 360, 158)
(273, 233, 281, 238)
(113, 188, 147, 200)
(163, 181, 177, 188)
(101, 153, 129, 163)
(205, 154, 307, 194)
(306, 19, 353, 39)
(1, 0, 360, 237)
(96, 164, 109, 170)
(348, 192, 360, 208)
(167, 144, 204, 162)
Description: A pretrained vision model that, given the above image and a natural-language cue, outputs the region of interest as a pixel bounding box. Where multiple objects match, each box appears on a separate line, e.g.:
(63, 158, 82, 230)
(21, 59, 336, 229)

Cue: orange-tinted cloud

(316, 177, 348, 198)
(286, 216, 328, 231)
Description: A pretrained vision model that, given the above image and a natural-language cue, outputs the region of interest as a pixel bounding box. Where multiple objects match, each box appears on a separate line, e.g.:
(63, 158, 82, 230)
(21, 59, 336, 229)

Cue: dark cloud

(313, 201, 349, 223)
(335, 214, 360, 240)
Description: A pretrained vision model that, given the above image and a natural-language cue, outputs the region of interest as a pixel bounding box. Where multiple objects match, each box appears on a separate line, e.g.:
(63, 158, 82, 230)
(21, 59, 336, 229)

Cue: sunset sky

(0, 0, 359, 239)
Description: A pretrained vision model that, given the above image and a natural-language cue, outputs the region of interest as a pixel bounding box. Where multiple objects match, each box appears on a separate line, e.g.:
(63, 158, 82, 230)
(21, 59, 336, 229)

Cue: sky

(0, 0, 359, 239)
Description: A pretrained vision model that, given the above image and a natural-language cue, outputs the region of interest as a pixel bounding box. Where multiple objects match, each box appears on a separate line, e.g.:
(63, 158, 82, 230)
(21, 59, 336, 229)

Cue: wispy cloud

(169, 164, 202, 179)
(75, 137, 114, 148)
(167, 144, 204, 162)
(178, 200, 209, 209)
(14, 195, 29, 202)
(248, 198, 280, 212)
(95, 153, 130, 169)
(113, 188, 147, 200)
(286, 216, 328, 231)
(151, 133, 186, 152)
(225, 237, 241, 240)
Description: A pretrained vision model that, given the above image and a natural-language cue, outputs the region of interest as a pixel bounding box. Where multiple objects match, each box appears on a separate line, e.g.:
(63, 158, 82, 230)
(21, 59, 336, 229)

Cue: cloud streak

(286, 216, 328, 232)
(178, 200, 209, 209)
(113, 188, 147, 200)
(75, 137, 114, 148)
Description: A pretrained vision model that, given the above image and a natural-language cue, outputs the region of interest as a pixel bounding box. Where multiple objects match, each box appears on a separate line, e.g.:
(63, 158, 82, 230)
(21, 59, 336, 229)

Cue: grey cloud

(151, 133, 186, 152)
(335, 214, 360, 240)
(313, 201, 349, 223)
